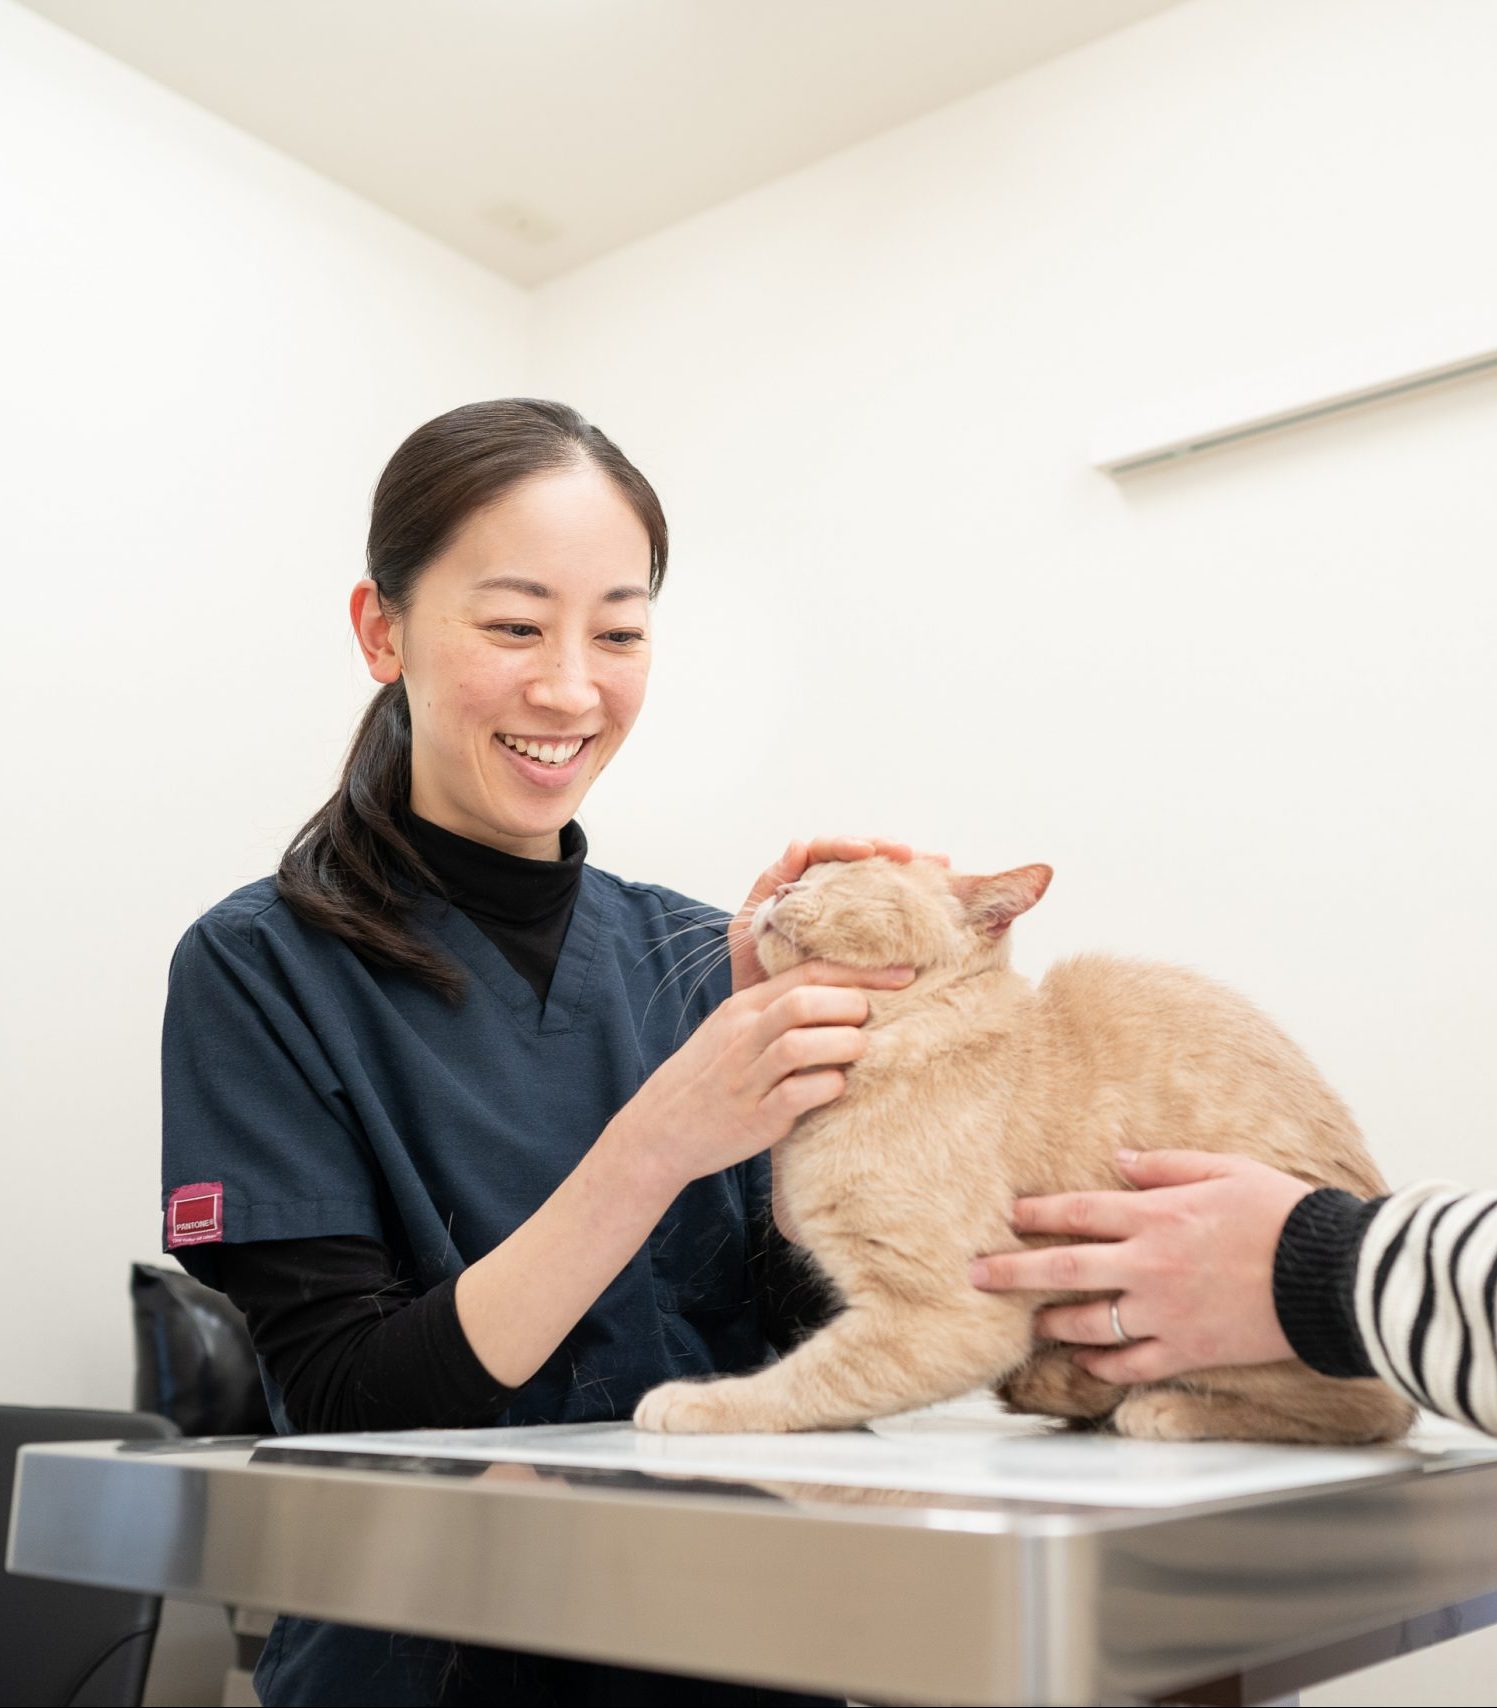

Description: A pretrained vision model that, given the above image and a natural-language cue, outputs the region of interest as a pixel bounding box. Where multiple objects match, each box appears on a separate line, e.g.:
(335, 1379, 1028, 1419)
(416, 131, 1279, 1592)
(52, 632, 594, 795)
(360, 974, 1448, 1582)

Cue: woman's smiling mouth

(494, 731, 596, 787)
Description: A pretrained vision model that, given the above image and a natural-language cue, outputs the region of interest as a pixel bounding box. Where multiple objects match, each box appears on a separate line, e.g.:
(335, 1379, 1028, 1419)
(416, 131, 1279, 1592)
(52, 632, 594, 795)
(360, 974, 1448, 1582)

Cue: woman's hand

(607, 957, 915, 1195)
(730, 836, 948, 994)
(968, 1149, 1315, 1382)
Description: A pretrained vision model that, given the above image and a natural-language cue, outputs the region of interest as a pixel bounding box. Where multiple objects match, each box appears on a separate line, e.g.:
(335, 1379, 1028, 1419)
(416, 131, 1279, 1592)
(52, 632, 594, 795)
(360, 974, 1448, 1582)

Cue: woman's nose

(526, 654, 601, 714)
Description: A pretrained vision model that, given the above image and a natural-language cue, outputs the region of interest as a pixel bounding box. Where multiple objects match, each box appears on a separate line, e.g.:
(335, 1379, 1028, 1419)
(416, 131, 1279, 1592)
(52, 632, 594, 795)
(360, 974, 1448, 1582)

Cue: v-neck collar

(417, 865, 613, 1034)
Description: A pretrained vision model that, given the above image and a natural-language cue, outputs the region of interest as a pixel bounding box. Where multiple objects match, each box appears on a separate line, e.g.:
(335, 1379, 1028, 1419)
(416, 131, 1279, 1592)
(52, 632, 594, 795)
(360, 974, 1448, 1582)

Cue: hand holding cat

(969, 1150, 1314, 1383)
(606, 957, 915, 1194)
(729, 836, 948, 995)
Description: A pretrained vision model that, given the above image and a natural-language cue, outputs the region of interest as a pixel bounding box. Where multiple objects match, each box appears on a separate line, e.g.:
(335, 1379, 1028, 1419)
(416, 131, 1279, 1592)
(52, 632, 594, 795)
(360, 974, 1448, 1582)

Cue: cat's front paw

(634, 1379, 740, 1434)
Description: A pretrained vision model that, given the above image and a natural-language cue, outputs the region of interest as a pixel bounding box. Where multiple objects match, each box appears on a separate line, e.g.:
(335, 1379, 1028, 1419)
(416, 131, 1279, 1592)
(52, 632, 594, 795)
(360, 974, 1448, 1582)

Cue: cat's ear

(950, 864, 1052, 936)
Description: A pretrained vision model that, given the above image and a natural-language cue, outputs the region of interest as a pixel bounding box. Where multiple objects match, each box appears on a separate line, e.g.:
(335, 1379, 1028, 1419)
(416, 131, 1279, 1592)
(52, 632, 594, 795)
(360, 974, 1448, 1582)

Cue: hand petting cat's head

(752, 856, 1052, 978)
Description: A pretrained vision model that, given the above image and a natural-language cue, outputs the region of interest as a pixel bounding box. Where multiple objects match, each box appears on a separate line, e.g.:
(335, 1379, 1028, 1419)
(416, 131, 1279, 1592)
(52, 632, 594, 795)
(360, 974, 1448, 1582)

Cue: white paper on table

(266, 1399, 1492, 1508)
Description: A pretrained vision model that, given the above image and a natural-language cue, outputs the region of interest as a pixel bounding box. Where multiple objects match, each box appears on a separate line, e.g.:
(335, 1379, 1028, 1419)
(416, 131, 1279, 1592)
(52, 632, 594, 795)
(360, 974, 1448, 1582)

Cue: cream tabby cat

(634, 857, 1413, 1444)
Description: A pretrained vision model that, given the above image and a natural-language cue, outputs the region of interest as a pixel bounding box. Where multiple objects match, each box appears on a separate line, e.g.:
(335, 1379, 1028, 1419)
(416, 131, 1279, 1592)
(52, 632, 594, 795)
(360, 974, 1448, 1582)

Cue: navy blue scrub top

(162, 863, 775, 1428)
(160, 864, 843, 1706)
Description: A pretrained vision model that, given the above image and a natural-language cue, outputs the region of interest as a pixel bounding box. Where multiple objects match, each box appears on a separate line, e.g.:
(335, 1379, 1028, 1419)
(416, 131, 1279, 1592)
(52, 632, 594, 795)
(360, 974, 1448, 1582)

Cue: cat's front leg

(635, 1294, 1033, 1434)
(634, 1373, 780, 1435)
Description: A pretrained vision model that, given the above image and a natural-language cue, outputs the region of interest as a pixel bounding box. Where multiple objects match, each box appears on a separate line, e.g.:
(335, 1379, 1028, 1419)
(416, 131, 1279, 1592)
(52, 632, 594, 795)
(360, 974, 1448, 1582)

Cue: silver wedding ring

(1109, 1298, 1131, 1346)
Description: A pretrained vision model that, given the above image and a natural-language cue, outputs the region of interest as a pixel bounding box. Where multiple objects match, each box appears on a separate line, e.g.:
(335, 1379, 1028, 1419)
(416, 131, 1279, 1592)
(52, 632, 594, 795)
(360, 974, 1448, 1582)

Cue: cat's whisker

(637, 904, 731, 941)
(672, 944, 737, 1045)
(641, 937, 736, 1027)
(631, 918, 726, 968)
(650, 902, 732, 931)
(651, 929, 736, 987)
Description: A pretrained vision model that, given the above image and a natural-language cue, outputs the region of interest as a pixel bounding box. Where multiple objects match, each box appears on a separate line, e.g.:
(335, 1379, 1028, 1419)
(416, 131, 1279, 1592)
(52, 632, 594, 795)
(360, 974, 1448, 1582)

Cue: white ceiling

(20, 0, 1185, 286)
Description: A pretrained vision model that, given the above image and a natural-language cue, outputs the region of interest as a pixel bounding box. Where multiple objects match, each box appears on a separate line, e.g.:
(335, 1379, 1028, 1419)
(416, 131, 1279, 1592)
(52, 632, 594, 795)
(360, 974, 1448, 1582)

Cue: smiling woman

(278, 400, 666, 995)
(353, 456, 653, 851)
(161, 398, 914, 1707)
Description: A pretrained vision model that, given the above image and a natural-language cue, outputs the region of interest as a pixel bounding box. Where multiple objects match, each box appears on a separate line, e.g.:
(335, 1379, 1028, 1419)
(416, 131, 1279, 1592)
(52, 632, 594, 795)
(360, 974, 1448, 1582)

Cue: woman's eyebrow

(470, 574, 648, 604)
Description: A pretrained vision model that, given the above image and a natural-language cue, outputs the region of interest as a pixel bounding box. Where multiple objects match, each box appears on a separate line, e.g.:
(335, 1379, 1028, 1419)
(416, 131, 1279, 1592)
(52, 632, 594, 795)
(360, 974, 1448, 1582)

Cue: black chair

(1, 1405, 180, 1707)
(130, 1263, 272, 1438)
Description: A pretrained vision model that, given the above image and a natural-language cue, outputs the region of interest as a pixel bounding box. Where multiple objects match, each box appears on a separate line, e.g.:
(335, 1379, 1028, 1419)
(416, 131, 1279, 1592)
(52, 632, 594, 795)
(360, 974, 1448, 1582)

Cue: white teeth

(499, 734, 585, 766)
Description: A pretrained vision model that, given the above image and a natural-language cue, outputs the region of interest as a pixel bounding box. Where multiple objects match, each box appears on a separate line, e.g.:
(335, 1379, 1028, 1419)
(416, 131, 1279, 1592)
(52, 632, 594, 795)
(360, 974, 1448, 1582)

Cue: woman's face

(354, 461, 654, 858)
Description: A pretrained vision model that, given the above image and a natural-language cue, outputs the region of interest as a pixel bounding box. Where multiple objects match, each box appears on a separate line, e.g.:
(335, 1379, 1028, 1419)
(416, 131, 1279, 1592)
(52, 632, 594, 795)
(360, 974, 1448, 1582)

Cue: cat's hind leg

(634, 1293, 1032, 1434)
(997, 1348, 1123, 1426)
(1114, 1366, 1415, 1445)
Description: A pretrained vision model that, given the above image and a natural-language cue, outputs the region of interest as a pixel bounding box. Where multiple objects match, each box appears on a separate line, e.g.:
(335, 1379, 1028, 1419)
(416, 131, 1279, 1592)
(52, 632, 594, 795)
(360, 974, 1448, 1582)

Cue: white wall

(533, 0, 1497, 1203)
(0, 0, 529, 1409)
(528, 6, 1497, 1695)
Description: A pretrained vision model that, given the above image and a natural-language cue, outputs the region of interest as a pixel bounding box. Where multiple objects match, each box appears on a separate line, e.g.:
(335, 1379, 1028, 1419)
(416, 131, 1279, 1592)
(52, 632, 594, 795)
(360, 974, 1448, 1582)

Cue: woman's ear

(950, 864, 1053, 937)
(350, 579, 402, 685)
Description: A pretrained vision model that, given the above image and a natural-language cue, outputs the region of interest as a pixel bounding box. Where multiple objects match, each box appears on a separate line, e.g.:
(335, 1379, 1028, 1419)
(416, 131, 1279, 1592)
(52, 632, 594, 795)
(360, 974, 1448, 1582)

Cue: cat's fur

(634, 857, 1413, 1444)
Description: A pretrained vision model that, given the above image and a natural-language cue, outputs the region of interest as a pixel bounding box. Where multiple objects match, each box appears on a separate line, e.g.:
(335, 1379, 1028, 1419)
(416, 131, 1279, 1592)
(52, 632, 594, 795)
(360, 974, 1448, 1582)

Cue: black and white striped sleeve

(1273, 1181, 1497, 1435)
(1354, 1182, 1497, 1435)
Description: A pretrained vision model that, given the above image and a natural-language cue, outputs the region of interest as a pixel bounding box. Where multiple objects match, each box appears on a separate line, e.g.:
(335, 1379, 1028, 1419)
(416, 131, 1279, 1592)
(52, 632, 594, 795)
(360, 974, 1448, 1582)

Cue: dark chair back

(130, 1264, 272, 1438)
(1, 1405, 179, 1707)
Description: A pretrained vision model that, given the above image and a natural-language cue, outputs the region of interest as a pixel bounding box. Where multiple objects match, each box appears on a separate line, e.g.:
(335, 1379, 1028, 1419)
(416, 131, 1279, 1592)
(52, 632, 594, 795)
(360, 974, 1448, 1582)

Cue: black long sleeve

(1271, 1187, 1385, 1379)
(217, 1236, 514, 1434)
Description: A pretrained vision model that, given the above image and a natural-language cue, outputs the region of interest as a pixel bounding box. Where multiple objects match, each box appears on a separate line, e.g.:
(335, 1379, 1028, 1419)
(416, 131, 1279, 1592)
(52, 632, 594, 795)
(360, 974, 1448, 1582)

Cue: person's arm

(219, 1162, 839, 1436)
(452, 953, 914, 1387)
(969, 1150, 1497, 1437)
(1329, 1181, 1497, 1433)
(217, 1236, 513, 1433)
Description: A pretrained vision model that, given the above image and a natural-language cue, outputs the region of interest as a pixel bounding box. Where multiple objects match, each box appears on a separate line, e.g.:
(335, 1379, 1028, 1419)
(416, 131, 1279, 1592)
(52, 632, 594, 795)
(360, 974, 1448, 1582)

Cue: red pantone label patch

(166, 1182, 224, 1248)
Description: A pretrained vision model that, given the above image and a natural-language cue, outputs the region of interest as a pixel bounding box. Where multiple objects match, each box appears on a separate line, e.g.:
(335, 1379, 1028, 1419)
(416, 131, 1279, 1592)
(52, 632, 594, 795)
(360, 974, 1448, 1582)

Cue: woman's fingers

(761, 1067, 847, 1124)
(745, 1025, 868, 1101)
(749, 957, 914, 1013)
(739, 958, 915, 1114)
(860, 837, 913, 862)
(1009, 1189, 1145, 1241)
(799, 836, 943, 867)
(969, 1242, 1128, 1294)
(779, 834, 933, 872)
(753, 984, 871, 1041)
(1116, 1147, 1237, 1189)
(802, 835, 879, 865)
(1035, 1298, 1141, 1346)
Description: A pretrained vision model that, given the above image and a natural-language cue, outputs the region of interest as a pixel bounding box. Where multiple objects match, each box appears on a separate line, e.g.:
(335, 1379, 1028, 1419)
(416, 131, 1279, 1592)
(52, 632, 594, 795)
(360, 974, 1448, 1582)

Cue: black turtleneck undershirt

(403, 811, 588, 1004)
(215, 818, 821, 1435)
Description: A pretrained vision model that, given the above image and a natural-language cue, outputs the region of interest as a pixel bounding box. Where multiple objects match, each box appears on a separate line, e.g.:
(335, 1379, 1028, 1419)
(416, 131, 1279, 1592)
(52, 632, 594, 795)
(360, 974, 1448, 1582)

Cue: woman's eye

(603, 630, 645, 646)
(484, 623, 540, 638)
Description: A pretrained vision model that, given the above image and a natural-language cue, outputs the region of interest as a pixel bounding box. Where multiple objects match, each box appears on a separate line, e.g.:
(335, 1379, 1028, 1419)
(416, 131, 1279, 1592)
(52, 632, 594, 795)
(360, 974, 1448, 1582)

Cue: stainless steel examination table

(9, 1401, 1497, 1706)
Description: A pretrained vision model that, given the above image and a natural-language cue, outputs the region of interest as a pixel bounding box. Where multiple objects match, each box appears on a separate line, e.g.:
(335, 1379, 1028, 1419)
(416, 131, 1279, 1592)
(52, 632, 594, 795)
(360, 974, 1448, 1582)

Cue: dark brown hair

(277, 399, 668, 999)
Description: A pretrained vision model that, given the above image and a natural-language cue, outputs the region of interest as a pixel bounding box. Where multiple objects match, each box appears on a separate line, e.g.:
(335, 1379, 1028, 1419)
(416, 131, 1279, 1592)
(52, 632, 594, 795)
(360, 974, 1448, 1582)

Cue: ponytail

(278, 680, 465, 1001)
